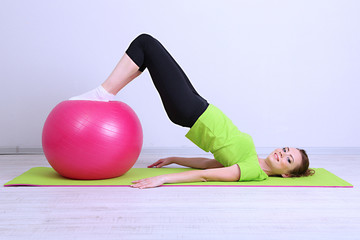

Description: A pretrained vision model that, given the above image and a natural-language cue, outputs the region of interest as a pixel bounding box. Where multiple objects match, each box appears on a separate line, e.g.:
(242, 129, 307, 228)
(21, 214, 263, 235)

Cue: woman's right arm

(148, 157, 224, 169)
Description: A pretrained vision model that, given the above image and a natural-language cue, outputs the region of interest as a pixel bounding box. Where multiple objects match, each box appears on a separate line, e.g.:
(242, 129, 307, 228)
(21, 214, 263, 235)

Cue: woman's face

(265, 147, 302, 177)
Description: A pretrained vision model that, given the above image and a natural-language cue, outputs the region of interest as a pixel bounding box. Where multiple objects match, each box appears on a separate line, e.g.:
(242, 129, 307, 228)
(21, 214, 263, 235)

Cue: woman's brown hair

(289, 148, 315, 177)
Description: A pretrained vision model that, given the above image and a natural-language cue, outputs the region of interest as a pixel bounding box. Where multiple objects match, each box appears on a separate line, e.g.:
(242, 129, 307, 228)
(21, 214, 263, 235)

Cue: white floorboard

(0, 153, 359, 240)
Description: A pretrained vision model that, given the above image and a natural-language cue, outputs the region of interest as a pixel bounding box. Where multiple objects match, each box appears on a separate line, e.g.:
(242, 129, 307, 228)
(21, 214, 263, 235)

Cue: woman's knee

(135, 33, 156, 45)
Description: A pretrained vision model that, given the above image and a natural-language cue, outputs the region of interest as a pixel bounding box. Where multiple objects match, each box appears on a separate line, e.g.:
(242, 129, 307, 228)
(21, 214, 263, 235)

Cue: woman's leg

(123, 34, 209, 128)
(102, 54, 142, 95)
(69, 53, 141, 101)
(71, 34, 208, 127)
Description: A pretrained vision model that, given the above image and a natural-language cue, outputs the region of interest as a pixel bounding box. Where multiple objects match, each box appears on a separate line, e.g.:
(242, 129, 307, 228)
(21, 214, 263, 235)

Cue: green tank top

(185, 104, 268, 182)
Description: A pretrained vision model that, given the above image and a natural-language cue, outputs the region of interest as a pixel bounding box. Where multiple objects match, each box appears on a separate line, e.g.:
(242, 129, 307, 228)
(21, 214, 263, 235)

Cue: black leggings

(125, 34, 209, 128)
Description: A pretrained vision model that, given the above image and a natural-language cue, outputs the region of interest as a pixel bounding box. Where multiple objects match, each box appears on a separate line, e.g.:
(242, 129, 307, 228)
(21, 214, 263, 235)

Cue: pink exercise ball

(42, 100, 143, 180)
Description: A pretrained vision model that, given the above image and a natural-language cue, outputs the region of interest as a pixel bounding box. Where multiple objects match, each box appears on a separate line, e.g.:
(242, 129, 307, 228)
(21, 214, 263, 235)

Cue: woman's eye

(283, 148, 286, 152)
(287, 157, 291, 163)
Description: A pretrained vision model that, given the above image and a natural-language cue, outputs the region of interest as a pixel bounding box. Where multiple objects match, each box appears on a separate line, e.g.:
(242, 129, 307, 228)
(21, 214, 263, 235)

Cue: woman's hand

(147, 157, 174, 168)
(131, 175, 166, 189)
(131, 165, 240, 189)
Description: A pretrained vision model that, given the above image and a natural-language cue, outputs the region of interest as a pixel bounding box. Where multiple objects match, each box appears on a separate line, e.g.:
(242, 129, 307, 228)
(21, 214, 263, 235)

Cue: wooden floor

(0, 153, 359, 240)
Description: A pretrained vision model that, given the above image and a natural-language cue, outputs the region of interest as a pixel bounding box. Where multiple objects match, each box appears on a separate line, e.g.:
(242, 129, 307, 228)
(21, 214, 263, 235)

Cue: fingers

(131, 179, 153, 189)
(130, 176, 164, 189)
(147, 160, 161, 168)
(147, 159, 165, 168)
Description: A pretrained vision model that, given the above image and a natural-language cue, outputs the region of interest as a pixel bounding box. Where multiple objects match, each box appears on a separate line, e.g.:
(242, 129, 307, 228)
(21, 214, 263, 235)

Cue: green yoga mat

(3, 167, 353, 188)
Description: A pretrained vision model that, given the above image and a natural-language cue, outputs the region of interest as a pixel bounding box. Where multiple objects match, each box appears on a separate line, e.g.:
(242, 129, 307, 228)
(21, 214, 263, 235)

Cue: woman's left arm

(131, 165, 240, 189)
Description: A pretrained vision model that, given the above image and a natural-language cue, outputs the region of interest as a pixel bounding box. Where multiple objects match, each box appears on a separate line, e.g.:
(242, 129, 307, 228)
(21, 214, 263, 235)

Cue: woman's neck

(258, 156, 273, 176)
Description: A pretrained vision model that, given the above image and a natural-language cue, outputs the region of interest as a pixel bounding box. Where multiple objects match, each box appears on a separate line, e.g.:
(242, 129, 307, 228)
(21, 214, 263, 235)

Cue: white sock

(69, 85, 115, 102)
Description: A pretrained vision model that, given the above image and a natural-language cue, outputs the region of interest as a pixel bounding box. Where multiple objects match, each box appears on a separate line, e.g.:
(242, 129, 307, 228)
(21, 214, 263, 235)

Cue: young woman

(70, 34, 315, 189)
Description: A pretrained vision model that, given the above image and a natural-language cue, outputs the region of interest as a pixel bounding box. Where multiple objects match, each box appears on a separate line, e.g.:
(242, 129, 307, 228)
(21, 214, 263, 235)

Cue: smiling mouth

(274, 153, 279, 161)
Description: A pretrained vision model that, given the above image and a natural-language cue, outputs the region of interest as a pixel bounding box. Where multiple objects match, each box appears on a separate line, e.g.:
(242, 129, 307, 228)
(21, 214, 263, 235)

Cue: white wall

(1, 0, 359, 152)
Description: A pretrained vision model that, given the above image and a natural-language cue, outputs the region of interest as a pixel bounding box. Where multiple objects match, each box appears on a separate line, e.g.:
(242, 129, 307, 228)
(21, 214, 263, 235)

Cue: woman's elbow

(202, 165, 240, 182)
(205, 159, 224, 169)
